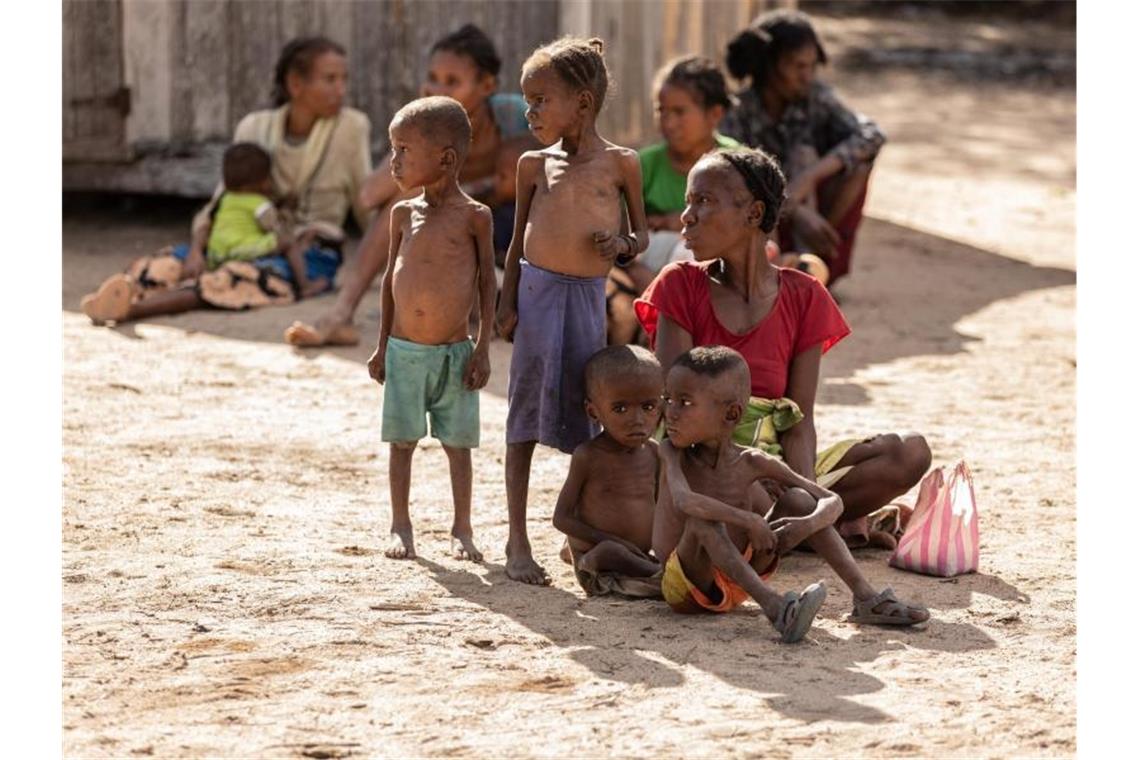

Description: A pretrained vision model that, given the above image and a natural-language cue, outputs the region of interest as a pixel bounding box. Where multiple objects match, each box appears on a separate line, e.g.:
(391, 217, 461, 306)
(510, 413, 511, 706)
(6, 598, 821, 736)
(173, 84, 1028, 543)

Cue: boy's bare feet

(384, 527, 416, 559)
(451, 533, 484, 562)
(81, 274, 133, 325)
(284, 319, 360, 347)
(505, 542, 551, 585)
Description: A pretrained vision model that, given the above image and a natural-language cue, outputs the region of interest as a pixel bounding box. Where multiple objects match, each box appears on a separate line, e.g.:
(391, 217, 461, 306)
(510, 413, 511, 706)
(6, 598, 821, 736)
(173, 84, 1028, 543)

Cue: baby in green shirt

(206, 142, 330, 297)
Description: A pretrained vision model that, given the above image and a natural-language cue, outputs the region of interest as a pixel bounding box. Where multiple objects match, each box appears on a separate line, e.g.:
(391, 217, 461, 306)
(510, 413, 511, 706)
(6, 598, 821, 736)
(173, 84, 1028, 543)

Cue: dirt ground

(62, 11, 1075, 758)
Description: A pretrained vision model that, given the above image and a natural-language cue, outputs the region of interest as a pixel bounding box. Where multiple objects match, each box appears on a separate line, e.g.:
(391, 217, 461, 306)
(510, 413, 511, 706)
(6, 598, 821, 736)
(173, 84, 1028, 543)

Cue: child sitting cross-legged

(552, 345, 666, 598)
(655, 346, 929, 642)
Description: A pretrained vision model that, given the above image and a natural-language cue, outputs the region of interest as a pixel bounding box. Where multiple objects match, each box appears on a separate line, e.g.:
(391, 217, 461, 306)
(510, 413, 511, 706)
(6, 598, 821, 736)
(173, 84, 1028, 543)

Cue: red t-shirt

(635, 261, 851, 398)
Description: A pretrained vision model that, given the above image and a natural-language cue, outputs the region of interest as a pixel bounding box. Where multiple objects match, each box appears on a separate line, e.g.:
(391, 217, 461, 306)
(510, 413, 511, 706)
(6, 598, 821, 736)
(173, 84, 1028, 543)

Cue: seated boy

(367, 96, 496, 562)
(552, 345, 665, 598)
(655, 346, 929, 643)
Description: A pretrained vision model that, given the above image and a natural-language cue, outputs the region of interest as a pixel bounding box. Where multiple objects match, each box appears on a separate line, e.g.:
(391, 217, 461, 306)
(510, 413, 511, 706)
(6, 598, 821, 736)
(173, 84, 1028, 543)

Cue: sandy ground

(62, 13, 1075, 759)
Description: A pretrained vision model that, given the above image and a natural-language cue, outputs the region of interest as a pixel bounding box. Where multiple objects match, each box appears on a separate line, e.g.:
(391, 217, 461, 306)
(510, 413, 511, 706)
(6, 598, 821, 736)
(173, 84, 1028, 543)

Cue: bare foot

(384, 528, 416, 559)
(284, 320, 360, 347)
(451, 533, 484, 562)
(559, 539, 573, 565)
(81, 274, 133, 325)
(299, 277, 330, 299)
(505, 543, 551, 585)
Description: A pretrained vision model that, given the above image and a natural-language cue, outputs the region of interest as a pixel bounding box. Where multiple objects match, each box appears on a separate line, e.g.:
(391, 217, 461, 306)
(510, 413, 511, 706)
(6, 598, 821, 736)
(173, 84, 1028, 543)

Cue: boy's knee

(391, 441, 417, 452)
(774, 486, 816, 518)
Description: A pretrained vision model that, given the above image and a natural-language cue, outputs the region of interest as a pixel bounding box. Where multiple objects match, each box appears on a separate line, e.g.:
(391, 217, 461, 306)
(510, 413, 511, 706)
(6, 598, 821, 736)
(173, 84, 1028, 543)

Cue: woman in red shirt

(637, 148, 931, 543)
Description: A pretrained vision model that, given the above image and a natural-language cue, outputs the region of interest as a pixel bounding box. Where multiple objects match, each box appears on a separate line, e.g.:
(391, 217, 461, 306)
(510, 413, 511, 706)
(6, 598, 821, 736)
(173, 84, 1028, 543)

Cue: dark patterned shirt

(720, 81, 886, 172)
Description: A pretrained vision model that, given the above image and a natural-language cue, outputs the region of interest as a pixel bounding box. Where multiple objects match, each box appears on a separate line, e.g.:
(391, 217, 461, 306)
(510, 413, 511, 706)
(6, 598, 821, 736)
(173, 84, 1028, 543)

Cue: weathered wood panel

(65, 0, 792, 192)
(63, 0, 130, 161)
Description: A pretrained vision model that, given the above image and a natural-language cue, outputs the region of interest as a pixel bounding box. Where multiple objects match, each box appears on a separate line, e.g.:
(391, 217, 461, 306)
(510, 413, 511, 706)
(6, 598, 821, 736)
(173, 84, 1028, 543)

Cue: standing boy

(368, 96, 496, 562)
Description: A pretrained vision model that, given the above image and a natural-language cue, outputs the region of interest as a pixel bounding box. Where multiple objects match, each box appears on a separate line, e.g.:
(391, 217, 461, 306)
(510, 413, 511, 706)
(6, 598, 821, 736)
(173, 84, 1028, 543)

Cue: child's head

(388, 96, 473, 190)
(584, 345, 664, 448)
(521, 36, 609, 144)
(423, 24, 501, 115)
(664, 346, 751, 448)
(222, 142, 273, 195)
(680, 148, 786, 261)
(653, 56, 734, 156)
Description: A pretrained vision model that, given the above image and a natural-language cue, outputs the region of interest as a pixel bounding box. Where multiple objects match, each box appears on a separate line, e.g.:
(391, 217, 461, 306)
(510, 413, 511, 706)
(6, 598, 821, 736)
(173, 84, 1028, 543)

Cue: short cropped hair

(702, 148, 787, 233)
(390, 96, 473, 163)
(222, 142, 272, 191)
(523, 36, 610, 112)
(653, 55, 735, 111)
(585, 344, 662, 397)
(671, 346, 751, 404)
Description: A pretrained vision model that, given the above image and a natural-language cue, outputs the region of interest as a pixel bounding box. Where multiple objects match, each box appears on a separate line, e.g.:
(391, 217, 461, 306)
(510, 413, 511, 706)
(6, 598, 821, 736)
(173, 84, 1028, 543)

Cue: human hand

(749, 514, 778, 557)
(367, 345, 386, 384)
(592, 231, 623, 263)
(181, 247, 206, 279)
(786, 175, 815, 206)
(793, 205, 840, 261)
(495, 303, 518, 342)
(769, 515, 816, 555)
(463, 348, 491, 390)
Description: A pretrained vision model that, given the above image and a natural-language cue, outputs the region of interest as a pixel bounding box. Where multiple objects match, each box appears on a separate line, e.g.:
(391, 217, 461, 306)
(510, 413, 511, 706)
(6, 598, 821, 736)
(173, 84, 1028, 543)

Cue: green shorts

(381, 336, 480, 449)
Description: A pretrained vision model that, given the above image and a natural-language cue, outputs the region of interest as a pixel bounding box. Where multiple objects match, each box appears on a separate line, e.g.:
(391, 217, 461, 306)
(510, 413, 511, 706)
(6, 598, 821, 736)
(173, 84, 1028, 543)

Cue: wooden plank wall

(63, 0, 129, 161)
(117, 0, 559, 152)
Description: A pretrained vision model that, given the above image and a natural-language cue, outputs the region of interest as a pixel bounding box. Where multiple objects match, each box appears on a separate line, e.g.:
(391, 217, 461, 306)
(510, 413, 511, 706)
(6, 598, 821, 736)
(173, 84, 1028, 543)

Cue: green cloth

(206, 192, 279, 269)
(731, 396, 859, 484)
(732, 397, 805, 456)
(381, 337, 480, 449)
(638, 133, 741, 215)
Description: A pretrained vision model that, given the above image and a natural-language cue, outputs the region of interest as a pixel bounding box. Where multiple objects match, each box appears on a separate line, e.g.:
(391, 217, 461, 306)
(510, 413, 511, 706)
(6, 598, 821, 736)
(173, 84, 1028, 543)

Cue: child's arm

(552, 448, 645, 554)
(254, 201, 280, 235)
(464, 205, 496, 391)
(598, 150, 651, 266)
(495, 152, 541, 342)
(658, 440, 775, 553)
(745, 448, 843, 550)
(367, 204, 406, 385)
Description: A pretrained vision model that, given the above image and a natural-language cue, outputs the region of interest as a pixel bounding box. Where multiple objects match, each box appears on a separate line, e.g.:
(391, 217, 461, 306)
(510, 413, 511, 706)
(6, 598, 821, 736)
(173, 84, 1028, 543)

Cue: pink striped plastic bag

(889, 461, 979, 577)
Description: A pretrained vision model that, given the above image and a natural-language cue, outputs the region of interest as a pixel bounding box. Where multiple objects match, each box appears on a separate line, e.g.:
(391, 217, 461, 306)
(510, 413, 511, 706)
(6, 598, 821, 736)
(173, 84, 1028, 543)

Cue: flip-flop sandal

(774, 581, 828, 643)
(81, 274, 133, 324)
(849, 587, 930, 627)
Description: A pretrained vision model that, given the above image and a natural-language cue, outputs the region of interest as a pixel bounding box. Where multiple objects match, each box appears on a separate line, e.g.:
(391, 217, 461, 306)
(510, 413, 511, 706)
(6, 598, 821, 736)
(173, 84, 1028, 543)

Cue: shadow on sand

(419, 554, 1003, 725)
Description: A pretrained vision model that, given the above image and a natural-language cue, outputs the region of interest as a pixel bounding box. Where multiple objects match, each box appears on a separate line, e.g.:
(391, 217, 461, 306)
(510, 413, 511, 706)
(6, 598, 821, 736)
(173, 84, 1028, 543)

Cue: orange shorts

(661, 544, 778, 614)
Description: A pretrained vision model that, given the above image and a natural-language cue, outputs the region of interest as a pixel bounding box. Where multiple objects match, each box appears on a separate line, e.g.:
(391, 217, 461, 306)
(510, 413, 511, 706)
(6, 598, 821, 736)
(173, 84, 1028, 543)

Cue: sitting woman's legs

(285, 196, 401, 346)
(830, 433, 933, 521)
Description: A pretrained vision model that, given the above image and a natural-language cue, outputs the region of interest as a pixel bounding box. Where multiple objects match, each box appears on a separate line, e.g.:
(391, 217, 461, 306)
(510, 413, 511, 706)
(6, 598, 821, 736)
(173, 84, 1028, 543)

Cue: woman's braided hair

(712, 148, 787, 233)
(523, 36, 610, 112)
(272, 36, 346, 107)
